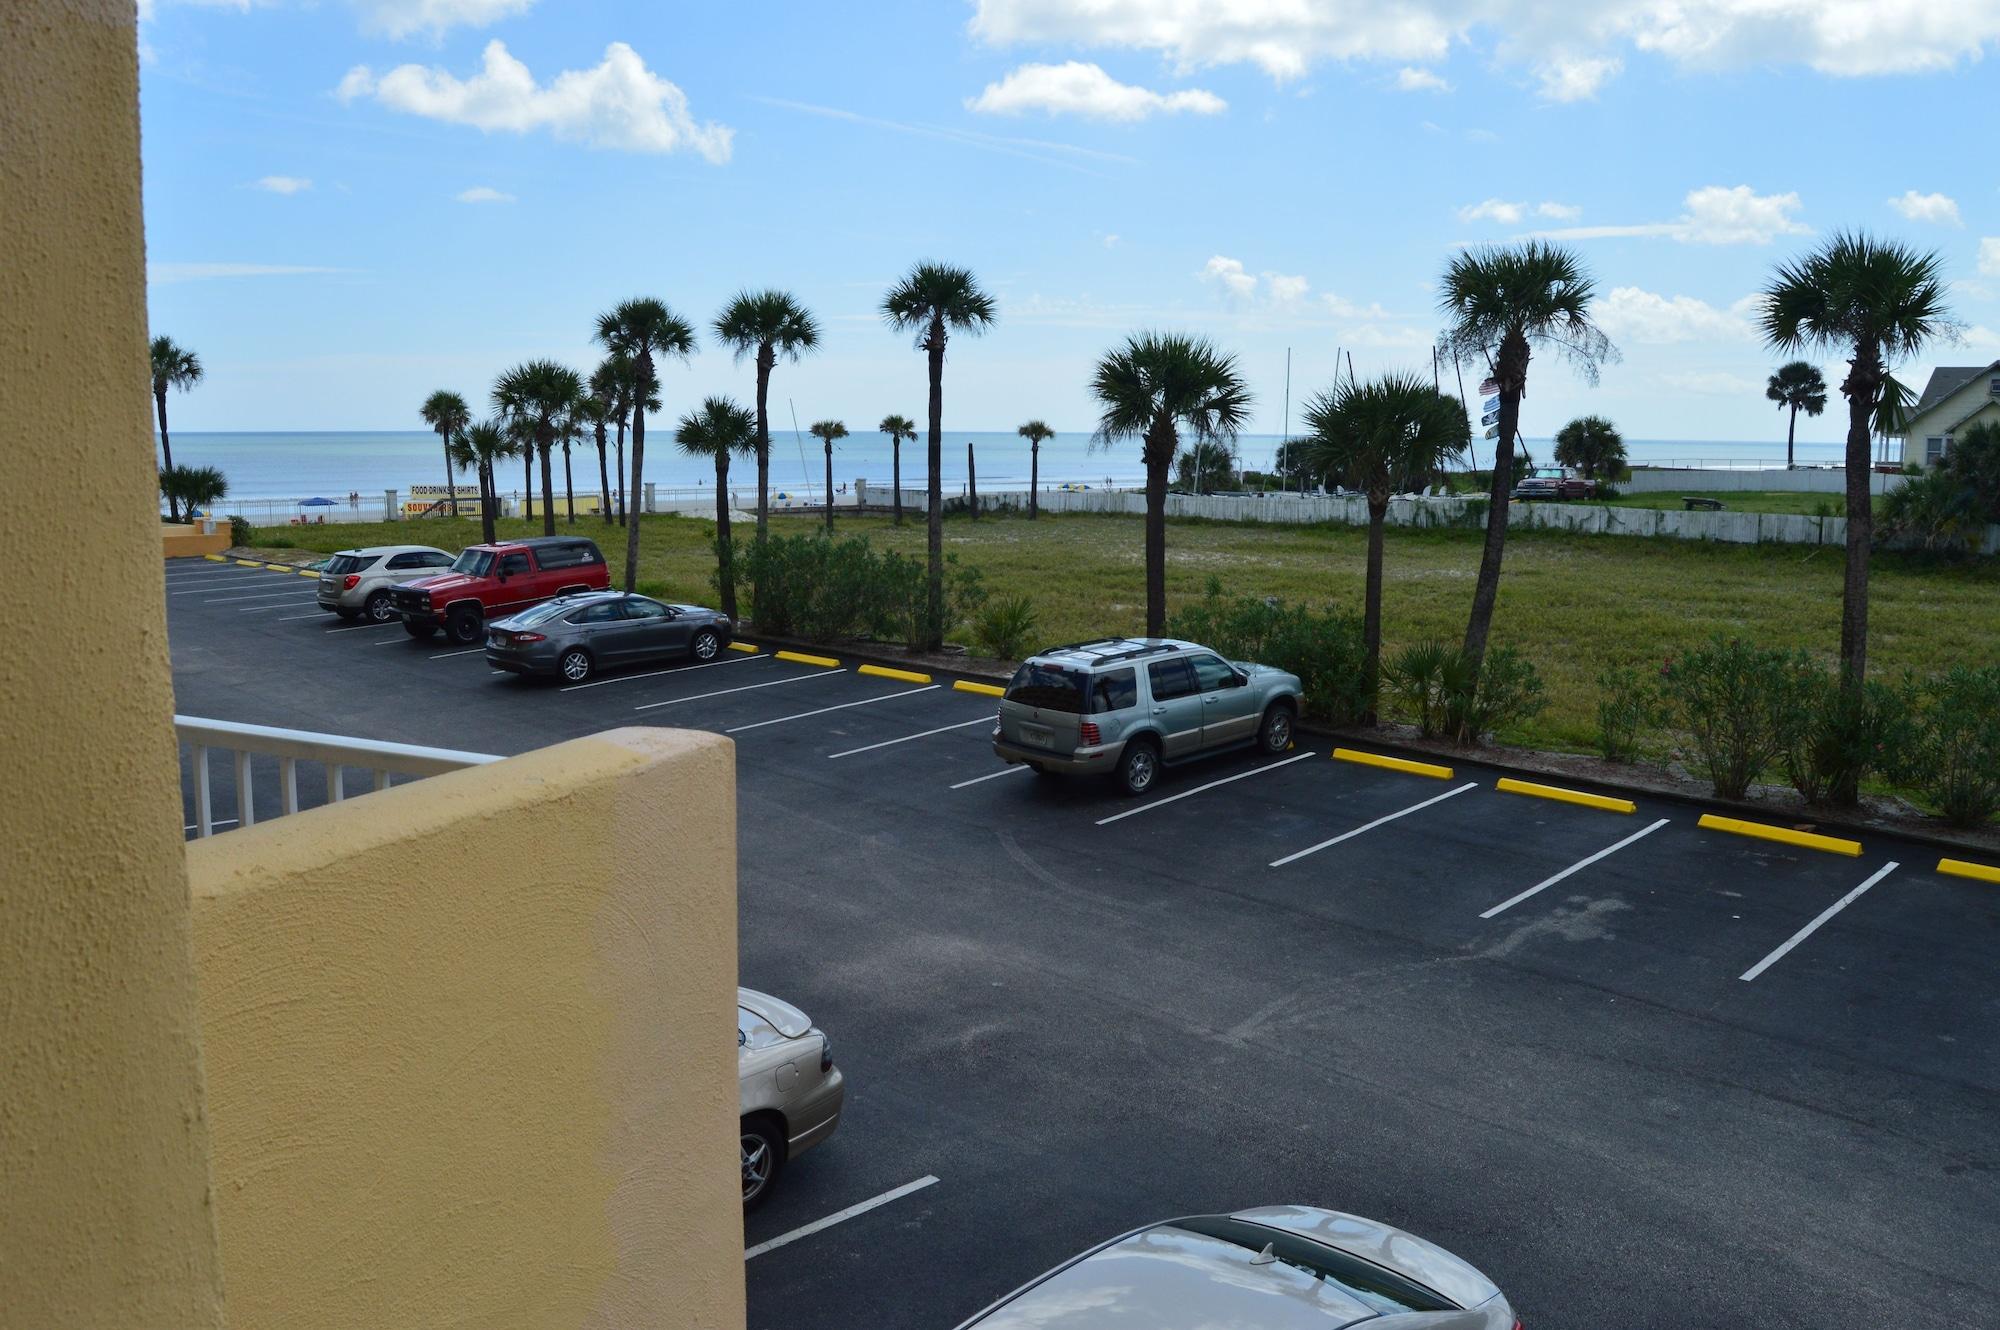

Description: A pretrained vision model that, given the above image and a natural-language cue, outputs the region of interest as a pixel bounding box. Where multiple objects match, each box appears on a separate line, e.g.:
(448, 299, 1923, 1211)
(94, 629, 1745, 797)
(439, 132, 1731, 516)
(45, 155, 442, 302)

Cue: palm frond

(881, 262, 998, 346)
(713, 289, 822, 363)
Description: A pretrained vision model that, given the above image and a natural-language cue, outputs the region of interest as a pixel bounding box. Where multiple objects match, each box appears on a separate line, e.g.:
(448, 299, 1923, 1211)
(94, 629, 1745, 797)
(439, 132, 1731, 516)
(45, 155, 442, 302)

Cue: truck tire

(446, 605, 482, 645)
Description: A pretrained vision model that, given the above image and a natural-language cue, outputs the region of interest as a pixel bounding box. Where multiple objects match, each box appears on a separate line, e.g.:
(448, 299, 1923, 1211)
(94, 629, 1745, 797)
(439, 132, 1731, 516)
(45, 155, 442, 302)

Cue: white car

(316, 544, 455, 622)
(738, 987, 844, 1210)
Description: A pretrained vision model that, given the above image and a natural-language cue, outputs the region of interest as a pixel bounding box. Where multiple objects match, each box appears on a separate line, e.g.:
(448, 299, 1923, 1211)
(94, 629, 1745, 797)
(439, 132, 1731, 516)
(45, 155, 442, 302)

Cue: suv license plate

(1020, 724, 1053, 748)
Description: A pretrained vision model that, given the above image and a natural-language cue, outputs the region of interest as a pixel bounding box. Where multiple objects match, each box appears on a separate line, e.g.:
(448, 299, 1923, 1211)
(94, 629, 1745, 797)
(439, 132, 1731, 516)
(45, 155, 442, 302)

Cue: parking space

(161, 560, 2000, 1330)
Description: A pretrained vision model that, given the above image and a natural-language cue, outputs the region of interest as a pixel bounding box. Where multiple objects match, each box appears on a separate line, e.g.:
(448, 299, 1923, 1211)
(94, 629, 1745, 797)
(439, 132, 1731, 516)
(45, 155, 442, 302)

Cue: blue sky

(141, 0, 2000, 443)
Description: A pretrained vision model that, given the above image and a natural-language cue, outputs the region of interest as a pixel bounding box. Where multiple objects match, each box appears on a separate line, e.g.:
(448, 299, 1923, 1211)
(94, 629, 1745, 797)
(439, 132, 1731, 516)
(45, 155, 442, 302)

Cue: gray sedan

(483, 591, 731, 682)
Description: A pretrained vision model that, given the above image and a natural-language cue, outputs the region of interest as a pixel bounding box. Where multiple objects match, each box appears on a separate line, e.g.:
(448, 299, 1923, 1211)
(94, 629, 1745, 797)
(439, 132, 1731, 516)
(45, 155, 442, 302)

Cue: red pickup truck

(391, 536, 610, 643)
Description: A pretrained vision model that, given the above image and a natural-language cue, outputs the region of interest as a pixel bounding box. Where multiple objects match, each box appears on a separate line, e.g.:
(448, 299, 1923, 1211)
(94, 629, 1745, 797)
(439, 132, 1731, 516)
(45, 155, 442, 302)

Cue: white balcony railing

(175, 715, 501, 838)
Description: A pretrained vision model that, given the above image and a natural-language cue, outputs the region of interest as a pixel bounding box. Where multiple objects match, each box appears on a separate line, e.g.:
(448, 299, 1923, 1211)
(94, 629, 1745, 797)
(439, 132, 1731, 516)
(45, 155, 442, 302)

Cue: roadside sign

(1478, 378, 1498, 396)
(1482, 395, 1500, 413)
(1484, 425, 1500, 440)
(1480, 410, 1500, 427)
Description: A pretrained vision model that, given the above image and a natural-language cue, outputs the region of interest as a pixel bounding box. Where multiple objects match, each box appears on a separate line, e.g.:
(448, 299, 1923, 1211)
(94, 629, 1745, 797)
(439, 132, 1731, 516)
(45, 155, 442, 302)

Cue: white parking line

(633, 669, 848, 712)
(1479, 818, 1672, 919)
(236, 600, 321, 613)
(560, 652, 761, 692)
(429, 647, 485, 659)
(724, 685, 939, 734)
(277, 611, 332, 621)
(325, 621, 402, 633)
(203, 589, 316, 604)
(951, 766, 1031, 790)
(827, 715, 994, 759)
(1739, 861, 1900, 983)
(743, 1175, 939, 1262)
(1096, 751, 1316, 826)
(169, 576, 280, 592)
(1269, 782, 1479, 869)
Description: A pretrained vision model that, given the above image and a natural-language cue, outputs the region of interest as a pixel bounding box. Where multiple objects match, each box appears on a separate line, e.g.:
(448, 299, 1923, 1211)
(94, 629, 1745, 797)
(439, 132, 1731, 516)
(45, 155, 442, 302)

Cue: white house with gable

(1900, 360, 2000, 465)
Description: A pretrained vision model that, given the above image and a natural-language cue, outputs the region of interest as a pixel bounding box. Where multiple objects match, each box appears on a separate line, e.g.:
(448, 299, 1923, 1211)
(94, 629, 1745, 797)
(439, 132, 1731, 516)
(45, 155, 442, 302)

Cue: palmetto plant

(1303, 373, 1469, 718)
(1438, 241, 1616, 676)
(882, 262, 997, 649)
(419, 390, 471, 516)
(714, 290, 821, 544)
(1552, 414, 1627, 482)
(1760, 232, 1952, 707)
(675, 396, 757, 619)
(150, 335, 204, 521)
(158, 464, 227, 521)
(809, 420, 848, 534)
(1089, 332, 1252, 636)
(596, 298, 697, 591)
(1017, 419, 1055, 518)
(492, 360, 585, 537)
(878, 413, 917, 525)
(450, 420, 517, 545)
(1764, 360, 1828, 470)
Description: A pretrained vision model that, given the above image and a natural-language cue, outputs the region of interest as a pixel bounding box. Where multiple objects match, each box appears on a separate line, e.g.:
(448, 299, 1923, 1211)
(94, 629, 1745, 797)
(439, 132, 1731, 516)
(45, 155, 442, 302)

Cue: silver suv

(317, 544, 454, 622)
(993, 638, 1304, 795)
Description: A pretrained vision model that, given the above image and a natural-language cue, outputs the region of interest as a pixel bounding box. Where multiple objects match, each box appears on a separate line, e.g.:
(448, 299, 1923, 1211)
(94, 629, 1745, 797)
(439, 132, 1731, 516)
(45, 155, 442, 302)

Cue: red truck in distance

(391, 536, 610, 644)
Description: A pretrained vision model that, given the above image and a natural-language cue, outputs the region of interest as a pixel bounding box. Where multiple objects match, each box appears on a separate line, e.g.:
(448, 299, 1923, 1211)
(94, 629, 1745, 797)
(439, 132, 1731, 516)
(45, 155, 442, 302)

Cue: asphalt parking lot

(164, 557, 2000, 1330)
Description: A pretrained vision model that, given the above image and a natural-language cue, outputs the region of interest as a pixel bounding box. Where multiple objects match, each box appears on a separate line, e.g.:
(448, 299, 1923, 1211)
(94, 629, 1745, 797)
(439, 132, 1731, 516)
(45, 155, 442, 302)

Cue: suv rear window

(537, 542, 600, 569)
(1006, 663, 1089, 713)
(325, 553, 375, 575)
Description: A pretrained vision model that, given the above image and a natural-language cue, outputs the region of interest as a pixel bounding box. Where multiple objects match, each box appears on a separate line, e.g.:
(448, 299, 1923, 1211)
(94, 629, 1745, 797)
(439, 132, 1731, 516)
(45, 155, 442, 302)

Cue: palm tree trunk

(479, 462, 497, 545)
(968, 441, 978, 520)
(1363, 498, 1387, 724)
(614, 416, 628, 526)
(892, 438, 903, 525)
(715, 453, 737, 620)
(925, 324, 946, 650)
(755, 346, 773, 543)
(539, 435, 557, 537)
(1030, 442, 1039, 519)
(562, 439, 576, 524)
(440, 428, 458, 517)
(1786, 403, 1798, 470)
(824, 441, 834, 535)
(156, 386, 177, 521)
(624, 383, 647, 591)
(1462, 337, 1527, 676)
(1838, 348, 1877, 697)
(596, 428, 612, 523)
(524, 452, 533, 523)
(1143, 429, 1171, 637)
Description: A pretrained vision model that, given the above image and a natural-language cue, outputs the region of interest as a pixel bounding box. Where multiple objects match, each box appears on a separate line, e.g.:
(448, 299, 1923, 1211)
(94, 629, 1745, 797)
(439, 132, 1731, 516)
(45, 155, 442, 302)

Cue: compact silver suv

(992, 638, 1304, 795)
(317, 544, 455, 622)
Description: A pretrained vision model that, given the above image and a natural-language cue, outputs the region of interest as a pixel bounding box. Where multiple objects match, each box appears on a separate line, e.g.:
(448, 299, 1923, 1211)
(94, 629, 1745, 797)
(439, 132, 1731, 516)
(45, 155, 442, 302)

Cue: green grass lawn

(1599, 489, 1881, 516)
(251, 509, 2000, 752)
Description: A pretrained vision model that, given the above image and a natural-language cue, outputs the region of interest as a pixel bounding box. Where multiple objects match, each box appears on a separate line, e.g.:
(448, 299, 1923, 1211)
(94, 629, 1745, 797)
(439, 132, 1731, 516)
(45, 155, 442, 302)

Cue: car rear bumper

(992, 737, 1121, 775)
(785, 1066, 845, 1160)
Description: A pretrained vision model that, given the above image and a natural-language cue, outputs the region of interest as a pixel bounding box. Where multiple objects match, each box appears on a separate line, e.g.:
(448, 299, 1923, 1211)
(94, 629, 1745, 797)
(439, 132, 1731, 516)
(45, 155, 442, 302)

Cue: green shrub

(1780, 675, 1914, 808)
(974, 594, 1040, 660)
(1595, 666, 1661, 762)
(1658, 637, 1815, 800)
(1899, 666, 2000, 827)
(1879, 468, 1981, 553)
(228, 514, 253, 548)
(1166, 579, 1371, 725)
(1385, 640, 1460, 738)
(740, 533, 986, 649)
(1942, 419, 2000, 523)
(879, 550, 986, 650)
(1386, 641, 1545, 745)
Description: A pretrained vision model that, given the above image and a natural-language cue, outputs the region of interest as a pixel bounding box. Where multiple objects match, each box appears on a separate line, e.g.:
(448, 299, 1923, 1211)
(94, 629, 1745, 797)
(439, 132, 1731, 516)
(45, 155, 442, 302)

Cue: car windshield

(1006, 663, 1089, 713)
(324, 553, 373, 575)
(1533, 467, 1564, 478)
(451, 549, 493, 576)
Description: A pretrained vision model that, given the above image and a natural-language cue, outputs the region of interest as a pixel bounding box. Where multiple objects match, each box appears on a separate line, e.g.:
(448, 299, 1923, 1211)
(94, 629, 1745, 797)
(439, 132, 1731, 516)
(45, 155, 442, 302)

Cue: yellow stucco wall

(165, 523, 234, 557)
(186, 728, 745, 1330)
(0, 3, 230, 1327)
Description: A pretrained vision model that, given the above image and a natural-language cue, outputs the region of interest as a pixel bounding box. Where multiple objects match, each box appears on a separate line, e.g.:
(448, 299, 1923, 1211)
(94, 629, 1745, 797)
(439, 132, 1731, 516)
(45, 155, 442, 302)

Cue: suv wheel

(1116, 738, 1160, 796)
(740, 1118, 782, 1210)
(1258, 702, 1296, 754)
(690, 628, 720, 661)
(446, 605, 482, 645)
(364, 590, 395, 622)
(558, 648, 593, 683)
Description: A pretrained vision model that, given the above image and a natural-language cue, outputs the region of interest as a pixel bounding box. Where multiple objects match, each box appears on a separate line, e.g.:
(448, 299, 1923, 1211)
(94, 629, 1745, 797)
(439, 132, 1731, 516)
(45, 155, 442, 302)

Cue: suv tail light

(819, 1034, 833, 1074)
(1079, 720, 1102, 746)
(342, 574, 360, 590)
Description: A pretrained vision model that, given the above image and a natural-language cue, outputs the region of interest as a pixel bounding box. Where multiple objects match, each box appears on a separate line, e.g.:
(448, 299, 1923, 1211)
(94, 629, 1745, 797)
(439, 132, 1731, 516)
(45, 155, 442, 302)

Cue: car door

(616, 596, 689, 663)
(1189, 652, 1260, 748)
(567, 600, 629, 661)
(1144, 657, 1206, 759)
(494, 551, 535, 612)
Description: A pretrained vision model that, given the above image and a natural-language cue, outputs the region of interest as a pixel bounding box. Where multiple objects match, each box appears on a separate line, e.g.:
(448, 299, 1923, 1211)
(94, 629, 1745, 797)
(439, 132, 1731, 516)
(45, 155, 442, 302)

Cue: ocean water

(159, 429, 1858, 504)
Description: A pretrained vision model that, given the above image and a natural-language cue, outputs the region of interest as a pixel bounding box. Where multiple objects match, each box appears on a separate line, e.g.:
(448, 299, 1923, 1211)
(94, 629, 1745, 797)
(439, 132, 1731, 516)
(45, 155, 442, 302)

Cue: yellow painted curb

(953, 680, 1005, 698)
(264, 562, 293, 572)
(859, 664, 932, 684)
(234, 559, 261, 567)
(1496, 777, 1635, 814)
(297, 568, 318, 578)
(726, 641, 759, 654)
(1696, 813, 1861, 857)
(203, 553, 226, 562)
(774, 649, 839, 668)
(1938, 857, 2000, 885)
(1333, 748, 1454, 780)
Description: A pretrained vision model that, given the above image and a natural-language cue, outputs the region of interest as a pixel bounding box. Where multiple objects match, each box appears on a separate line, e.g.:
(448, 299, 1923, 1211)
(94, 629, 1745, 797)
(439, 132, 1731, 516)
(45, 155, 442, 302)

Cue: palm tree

(1303, 374, 1470, 718)
(419, 390, 471, 516)
(1553, 415, 1627, 482)
(713, 290, 822, 544)
(580, 387, 614, 523)
(158, 464, 227, 523)
(1761, 232, 1951, 695)
(451, 420, 517, 545)
(1089, 333, 1253, 636)
(1438, 241, 1616, 675)
(1765, 360, 1829, 469)
(596, 299, 697, 592)
(809, 420, 848, 533)
(878, 414, 917, 524)
(554, 397, 588, 523)
(1018, 420, 1054, 518)
(675, 397, 756, 620)
(882, 263, 997, 648)
(492, 360, 585, 538)
(150, 336, 203, 521)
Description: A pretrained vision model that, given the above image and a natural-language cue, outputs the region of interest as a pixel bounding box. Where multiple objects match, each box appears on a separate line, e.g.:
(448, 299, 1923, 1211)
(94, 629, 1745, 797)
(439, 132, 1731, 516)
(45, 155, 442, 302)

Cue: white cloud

(455, 185, 515, 203)
(1199, 255, 1259, 299)
(357, 0, 535, 40)
(147, 263, 347, 283)
(1595, 286, 1756, 343)
(1533, 184, 1806, 245)
(1101, 233, 1121, 247)
(969, 1, 2000, 98)
(1460, 198, 1526, 225)
(1979, 238, 2000, 276)
(1537, 201, 1582, 220)
(252, 175, 311, 195)
(1888, 190, 1962, 226)
(336, 40, 733, 161)
(968, 61, 1225, 120)
(1322, 292, 1394, 320)
(1395, 66, 1451, 92)
(1266, 272, 1311, 305)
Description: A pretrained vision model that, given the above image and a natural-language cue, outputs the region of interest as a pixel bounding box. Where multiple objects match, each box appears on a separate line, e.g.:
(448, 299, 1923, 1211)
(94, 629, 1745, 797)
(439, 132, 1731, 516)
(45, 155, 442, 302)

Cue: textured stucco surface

(0, 3, 230, 1328)
(186, 727, 745, 1330)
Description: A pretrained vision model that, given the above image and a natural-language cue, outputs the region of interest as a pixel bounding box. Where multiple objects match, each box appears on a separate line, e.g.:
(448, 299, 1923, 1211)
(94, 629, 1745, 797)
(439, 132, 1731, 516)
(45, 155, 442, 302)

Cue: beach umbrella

(299, 496, 338, 506)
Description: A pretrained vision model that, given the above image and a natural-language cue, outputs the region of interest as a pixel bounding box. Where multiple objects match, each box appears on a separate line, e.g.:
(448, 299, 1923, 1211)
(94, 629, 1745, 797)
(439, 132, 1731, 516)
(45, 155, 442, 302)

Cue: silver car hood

(1231, 1207, 1501, 1312)
(737, 986, 812, 1038)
